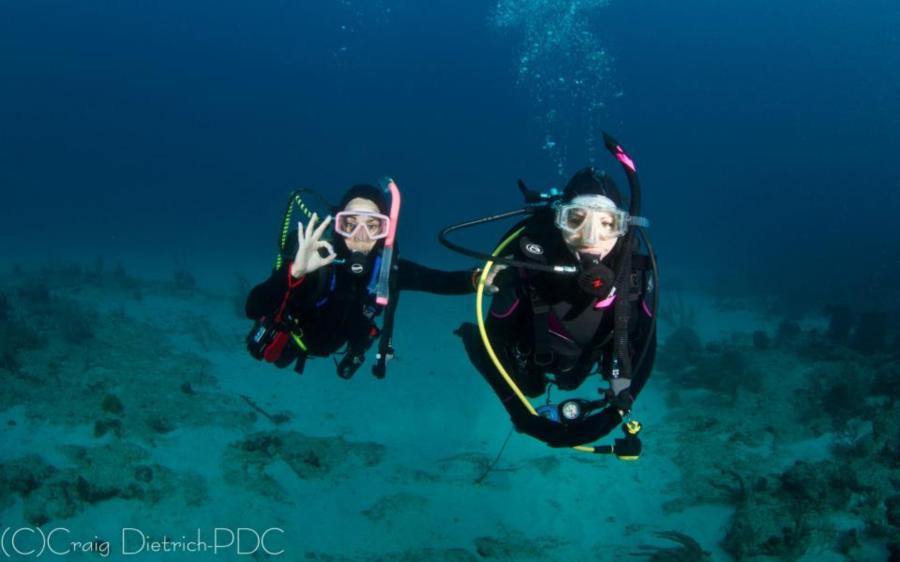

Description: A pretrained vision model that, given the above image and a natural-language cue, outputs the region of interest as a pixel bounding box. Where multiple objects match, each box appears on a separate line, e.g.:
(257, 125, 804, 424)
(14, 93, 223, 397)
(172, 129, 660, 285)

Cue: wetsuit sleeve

(396, 258, 474, 295)
(244, 263, 321, 319)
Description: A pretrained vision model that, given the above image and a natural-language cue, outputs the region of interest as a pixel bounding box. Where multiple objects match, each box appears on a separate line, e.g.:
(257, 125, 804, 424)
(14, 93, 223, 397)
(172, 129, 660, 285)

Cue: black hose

(438, 209, 579, 274)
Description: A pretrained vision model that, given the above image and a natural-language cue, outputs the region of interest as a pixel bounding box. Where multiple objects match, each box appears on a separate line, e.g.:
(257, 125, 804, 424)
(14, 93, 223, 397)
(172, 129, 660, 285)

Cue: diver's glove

(608, 377, 634, 413)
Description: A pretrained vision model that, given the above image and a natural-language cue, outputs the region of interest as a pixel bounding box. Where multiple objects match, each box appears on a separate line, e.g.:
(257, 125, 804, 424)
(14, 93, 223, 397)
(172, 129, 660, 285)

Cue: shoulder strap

(527, 277, 554, 367)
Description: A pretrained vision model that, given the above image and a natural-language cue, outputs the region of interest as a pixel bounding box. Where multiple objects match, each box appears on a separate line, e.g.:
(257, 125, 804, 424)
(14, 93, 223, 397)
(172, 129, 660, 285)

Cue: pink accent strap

(594, 294, 617, 309)
(642, 300, 653, 318)
(615, 145, 636, 172)
(491, 297, 520, 319)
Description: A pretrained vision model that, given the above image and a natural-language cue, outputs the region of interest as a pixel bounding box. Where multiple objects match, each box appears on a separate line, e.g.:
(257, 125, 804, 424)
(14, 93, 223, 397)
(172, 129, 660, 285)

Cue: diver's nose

(581, 214, 601, 245)
(352, 227, 371, 242)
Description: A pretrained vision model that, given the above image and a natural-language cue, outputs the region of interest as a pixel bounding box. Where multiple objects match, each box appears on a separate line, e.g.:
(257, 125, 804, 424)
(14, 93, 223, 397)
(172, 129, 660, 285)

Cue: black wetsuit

(247, 253, 473, 374)
(457, 222, 656, 447)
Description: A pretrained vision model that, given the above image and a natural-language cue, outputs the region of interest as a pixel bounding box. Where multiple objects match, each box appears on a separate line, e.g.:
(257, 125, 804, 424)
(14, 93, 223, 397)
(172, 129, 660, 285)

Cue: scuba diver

(441, 133, 658, 458)
(246, 181, 479, 379)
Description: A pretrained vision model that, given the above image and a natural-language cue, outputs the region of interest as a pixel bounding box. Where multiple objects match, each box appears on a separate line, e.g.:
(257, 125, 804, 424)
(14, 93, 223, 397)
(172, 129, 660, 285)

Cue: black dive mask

(576, 254, 615, 298)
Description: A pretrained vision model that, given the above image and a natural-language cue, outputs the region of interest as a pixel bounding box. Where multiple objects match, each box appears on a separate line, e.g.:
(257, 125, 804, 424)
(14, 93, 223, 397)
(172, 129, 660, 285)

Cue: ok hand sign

(290, 213, 336, 279)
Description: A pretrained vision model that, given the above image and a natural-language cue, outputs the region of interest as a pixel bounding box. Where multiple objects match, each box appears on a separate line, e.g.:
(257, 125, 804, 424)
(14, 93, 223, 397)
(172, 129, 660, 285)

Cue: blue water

(3, 1, 899, 274)
(2, 1, 899, 560)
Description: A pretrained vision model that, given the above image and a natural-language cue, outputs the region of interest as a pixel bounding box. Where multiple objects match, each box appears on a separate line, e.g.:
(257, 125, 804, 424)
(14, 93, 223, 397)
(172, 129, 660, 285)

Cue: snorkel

(604, 132, 642, 225)
(375, 178, 401, 306)
(370, 178, 401, 380)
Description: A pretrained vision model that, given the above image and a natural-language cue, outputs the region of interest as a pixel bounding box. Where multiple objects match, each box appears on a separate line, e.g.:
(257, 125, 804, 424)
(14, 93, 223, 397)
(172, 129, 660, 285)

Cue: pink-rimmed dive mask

(334, 210, 391, 240)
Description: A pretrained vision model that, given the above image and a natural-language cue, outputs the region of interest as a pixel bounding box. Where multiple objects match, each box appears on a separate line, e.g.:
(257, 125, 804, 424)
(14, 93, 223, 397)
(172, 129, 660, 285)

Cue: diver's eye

(566, 210, 587, 228)
(366, 220, 380, 231)
(342, 219, 358, 232)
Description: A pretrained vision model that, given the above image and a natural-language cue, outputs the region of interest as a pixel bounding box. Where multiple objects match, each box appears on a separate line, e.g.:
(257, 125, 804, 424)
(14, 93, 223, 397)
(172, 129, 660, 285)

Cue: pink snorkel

(375, 179, 401, 306)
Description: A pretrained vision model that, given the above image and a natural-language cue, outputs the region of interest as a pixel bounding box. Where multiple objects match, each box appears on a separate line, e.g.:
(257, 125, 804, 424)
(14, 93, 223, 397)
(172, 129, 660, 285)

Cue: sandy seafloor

(1, 257, 897, 562)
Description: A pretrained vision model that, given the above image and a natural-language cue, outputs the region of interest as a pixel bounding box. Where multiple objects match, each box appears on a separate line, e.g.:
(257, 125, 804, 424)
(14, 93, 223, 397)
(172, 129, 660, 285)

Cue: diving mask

(554, 195, 647, 243)
(334, 210, 391, 240)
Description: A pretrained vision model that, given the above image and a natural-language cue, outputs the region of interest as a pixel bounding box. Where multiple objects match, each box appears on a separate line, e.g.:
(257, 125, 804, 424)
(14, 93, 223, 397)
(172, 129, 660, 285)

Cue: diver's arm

(396, 258, 475, 295)
(525, 307, 658, 447)
(245, 219, 335, 319)
(462, 313, 623, 448)
(244, 263, 322, 319)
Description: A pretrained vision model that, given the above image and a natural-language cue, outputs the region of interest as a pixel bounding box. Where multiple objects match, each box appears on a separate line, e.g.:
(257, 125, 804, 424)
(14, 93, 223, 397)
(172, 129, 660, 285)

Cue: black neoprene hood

(562, 168, 623, 207)
(336, 184, 389, 215)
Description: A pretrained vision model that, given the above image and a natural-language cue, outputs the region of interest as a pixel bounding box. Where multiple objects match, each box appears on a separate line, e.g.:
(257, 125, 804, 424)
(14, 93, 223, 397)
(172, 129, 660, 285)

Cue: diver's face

(561, 210, 619, 259)
(341, 198, 380, 254)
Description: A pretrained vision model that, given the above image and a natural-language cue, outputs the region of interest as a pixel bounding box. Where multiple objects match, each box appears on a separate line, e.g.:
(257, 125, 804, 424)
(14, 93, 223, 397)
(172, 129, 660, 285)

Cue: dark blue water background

(2, 0, 898, 294)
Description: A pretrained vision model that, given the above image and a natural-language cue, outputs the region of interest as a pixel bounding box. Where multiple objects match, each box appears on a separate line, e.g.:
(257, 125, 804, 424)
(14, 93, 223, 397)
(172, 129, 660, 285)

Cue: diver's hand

(290, 213, 336, 279)
(474, 264, 507, 294)
(608, 378, 634, 412)
(485, 264, 507, 294)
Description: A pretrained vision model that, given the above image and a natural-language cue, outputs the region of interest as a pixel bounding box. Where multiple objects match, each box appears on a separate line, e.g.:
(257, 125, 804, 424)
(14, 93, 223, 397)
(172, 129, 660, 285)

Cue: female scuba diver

(246, 181, 481, 379)
(441, 133, 658, 458)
